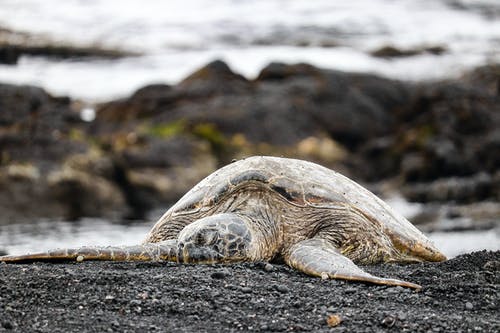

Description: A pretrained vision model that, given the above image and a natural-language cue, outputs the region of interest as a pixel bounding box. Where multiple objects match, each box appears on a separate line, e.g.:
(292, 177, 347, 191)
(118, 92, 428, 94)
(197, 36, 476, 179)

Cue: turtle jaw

(388, 232, 447, 263)
(408, 241, 447, 262)
(177, 244, 223, 264)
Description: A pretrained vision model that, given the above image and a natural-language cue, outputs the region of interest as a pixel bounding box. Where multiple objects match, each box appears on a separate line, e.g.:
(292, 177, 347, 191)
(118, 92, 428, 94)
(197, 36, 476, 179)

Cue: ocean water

(0, 0, 499, 101)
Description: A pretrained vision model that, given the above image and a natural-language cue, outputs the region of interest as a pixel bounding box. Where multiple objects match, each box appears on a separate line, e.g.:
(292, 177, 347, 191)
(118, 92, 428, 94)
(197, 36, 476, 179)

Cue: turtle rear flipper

(285, 238, 421, 290)
(0, 240, 177, 263)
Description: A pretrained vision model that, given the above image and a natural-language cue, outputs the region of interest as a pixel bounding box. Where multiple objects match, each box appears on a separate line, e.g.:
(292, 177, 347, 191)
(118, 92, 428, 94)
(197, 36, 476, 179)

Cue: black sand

(0, 251, 498, 332)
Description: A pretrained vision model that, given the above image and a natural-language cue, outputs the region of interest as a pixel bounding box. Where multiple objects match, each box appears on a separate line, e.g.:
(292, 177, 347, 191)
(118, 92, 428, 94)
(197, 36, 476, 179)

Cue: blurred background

(0, 0, 499, 257)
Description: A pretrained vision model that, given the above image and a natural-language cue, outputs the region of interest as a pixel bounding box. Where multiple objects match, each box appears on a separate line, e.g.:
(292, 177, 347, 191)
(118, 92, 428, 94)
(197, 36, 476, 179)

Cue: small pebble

(326, 314, 342, 327)
(211, 271, 227, 279)
(381, 315, 396, 328)
(241, 287, 252, 294)
(274, 284, 289, 293)
(76, 255, 84, 262)
(259, 324, 269, 331)
(397, 312, 407, 320)
(345, 287, 357, 294)
(320, 272, 329, 280)
(2, 321, 13, 329)
(264, 263, 274, 272)
(465, 302, 473, 310)
(483, 260, 500, 271)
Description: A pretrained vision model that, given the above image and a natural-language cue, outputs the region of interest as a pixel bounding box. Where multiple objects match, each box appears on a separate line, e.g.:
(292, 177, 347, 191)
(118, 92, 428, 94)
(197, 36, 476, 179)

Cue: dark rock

(461, 64, 500, 96)
(0, 83, 145, 221)
(445, 1, 500, 20)
(48, 166, 126, 220)
(402, 173, 494, 203)
(0, 27, 136, 65)
(394, 80, 499, 182)
(256, 62, 322, 81)
(0, 45, 19, 64)
(180, 60, 249, 93)
(0, 44, 134, 63)
(0, 84, 98, 221)
(371, 45, 447, 58)
(121, 136, 198, 169)
(97, 61, 409, 149)
(354, 65, 500, 190)
(0, 83, 86, 165)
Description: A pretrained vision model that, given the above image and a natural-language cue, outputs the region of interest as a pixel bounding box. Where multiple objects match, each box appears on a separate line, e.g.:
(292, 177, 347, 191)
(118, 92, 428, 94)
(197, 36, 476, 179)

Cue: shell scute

(229, 169, 269, 186)
(303, 184, 347, 207)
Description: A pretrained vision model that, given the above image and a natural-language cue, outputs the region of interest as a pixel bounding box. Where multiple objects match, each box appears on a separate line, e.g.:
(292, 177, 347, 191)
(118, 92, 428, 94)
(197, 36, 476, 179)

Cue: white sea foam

(0, 0, 498, 100)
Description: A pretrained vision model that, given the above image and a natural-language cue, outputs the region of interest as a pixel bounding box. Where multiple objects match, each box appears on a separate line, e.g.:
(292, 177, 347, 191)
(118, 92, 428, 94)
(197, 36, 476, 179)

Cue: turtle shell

(166, 156, 422, 239)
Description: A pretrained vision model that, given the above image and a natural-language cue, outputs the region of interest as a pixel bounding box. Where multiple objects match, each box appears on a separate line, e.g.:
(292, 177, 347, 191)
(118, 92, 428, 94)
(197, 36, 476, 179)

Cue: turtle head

(387, 229, 447, 263)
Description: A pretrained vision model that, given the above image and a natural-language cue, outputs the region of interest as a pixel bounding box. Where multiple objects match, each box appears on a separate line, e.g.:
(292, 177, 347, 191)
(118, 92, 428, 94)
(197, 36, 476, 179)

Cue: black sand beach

(1, 251, 498, 332)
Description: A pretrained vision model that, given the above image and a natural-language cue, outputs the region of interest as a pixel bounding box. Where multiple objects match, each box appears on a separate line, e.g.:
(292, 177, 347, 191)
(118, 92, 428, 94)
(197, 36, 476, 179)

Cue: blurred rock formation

(1, 61, 498, 222)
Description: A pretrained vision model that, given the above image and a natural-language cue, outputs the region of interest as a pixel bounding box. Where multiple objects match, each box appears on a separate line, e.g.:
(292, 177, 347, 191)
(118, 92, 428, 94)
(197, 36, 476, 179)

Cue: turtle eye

(194, 232, 205, 245)
(194, 230, 217, 245)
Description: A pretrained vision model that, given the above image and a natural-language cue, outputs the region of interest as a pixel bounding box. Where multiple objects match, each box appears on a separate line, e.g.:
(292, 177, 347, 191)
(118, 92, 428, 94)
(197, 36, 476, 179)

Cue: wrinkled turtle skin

(0, 156, 446, 289)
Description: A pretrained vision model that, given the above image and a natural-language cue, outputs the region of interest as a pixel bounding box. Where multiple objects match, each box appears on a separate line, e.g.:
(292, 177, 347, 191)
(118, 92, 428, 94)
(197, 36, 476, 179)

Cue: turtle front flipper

(176, 213, 255, 264)
(285, 238, 421, 290)
(0, 240, 177, 263)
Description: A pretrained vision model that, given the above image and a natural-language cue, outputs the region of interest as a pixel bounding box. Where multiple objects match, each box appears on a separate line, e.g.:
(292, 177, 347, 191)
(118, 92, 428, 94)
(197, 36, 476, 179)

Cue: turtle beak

(406, 241, 447, 262)
(388, 231, 447, 263)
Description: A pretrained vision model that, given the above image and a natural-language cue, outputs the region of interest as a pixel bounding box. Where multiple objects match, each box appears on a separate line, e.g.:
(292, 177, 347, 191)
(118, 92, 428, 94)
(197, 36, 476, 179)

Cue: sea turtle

(0, 156, 446, 289)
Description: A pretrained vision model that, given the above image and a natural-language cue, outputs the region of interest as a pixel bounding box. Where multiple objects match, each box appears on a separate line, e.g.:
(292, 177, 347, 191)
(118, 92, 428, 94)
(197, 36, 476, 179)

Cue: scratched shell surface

(166, 156, 423, 238)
